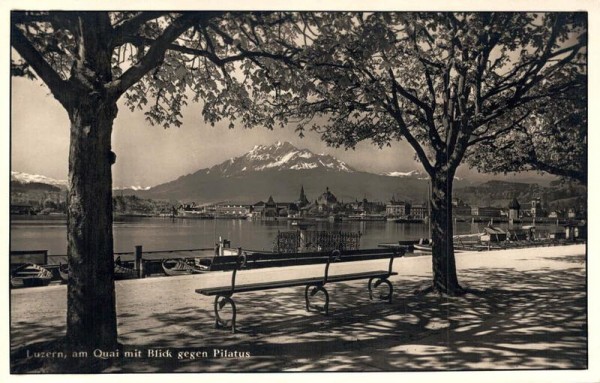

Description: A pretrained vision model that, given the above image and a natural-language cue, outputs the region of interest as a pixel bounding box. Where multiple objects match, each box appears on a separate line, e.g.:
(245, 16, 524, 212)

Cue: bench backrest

(208, 248, 404, 293)
(209, 248, 405, 294)
(209, 248, 403, 272)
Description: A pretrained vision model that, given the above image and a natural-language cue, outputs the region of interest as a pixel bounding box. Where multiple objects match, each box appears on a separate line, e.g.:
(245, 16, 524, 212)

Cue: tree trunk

(65, 95, 118, 353)
(429, 170, 463, 295)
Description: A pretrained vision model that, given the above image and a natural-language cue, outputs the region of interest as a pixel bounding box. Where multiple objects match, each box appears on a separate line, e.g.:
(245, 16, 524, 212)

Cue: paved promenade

(10, 244, 588, 373)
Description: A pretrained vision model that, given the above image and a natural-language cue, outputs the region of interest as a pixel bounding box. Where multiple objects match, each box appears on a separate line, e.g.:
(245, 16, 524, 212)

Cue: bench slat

(208, 249, 402, 271)
(196, 270, 397, 295)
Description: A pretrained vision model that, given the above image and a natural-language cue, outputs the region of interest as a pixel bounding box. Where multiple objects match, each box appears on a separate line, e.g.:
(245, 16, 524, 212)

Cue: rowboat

(10, 263, 53, 288)
(114, 257, 137, 280)
(58, 258, 138, 280)
(162, 258, 208, 276)
(413, 238, 432, 252)
(413, 243, 432, 252)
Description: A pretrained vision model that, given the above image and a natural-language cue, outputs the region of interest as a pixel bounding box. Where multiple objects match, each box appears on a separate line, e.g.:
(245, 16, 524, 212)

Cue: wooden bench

(195, 248, 404, 333)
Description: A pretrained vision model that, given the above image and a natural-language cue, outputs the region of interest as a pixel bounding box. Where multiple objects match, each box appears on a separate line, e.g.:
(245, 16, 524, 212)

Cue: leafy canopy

(277, 12, 586, 179)
(11, 11, 306, 128)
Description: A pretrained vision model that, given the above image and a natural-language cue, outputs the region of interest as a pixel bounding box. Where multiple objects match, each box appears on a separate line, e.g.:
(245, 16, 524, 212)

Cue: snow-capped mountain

(137, 141, 434, 203)
(123, 185, 151, 191)
(382, 170, 463, 182)
(201, 141, 355, 177)
(11, 171, 67, 188)
(381, 170, 421, 177)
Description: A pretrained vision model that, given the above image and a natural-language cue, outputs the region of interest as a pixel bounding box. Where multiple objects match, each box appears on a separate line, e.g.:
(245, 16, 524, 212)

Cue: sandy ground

(10, 244, 587, 372)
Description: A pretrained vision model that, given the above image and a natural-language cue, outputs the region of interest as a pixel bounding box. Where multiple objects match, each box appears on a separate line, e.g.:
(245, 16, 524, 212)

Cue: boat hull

(413, 244, 432, 252)
(162, 259, 208, 276)
(10, 264, 53, 288)
(58, 261, 138, 281)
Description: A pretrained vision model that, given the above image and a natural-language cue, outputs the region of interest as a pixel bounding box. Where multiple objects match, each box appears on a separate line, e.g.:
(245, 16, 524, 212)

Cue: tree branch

(207, 21, 302, 67)
(527, 147, 586, 184)
(468, 110, 532, 147)
(10, 24, 72, 108)
(107, 13, 217, 98)
(112, 11, 169, 38)
(383, 70, 434, 176)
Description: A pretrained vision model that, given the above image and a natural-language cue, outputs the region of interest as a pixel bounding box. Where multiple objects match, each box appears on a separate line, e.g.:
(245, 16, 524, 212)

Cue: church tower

(297, 185, 309, 207)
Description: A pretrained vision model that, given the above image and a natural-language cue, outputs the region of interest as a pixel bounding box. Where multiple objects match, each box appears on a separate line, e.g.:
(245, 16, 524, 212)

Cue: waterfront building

(316, 187, 338, 212)
(252, 201, 266, 215)
(354, 197, 384, 215)
(264, 196, 278, 217)
(276, 202, 299, 217)
(215, 203, 251, 217)
(385, 199, 411, 217)
(411, 204, 427, 220)
(471, 206, 502, 217)
(531, 198, 542, 218)
(453, 205, 472, 216)
(508, 198, 521, 221)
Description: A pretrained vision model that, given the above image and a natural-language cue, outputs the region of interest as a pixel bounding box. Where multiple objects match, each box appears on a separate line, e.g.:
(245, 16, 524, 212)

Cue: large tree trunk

(429, 170, 463, 296)
(64, 13, 119, 354)
(65, 96, 118, 353)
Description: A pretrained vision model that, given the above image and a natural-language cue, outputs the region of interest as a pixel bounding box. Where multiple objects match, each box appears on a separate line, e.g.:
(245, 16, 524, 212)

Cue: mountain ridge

(132, 142, 435, 203)
(12, 142, 580, 208)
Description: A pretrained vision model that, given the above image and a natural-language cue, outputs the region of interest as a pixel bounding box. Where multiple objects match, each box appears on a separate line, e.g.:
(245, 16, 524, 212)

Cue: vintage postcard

(3, 1, 598, 382)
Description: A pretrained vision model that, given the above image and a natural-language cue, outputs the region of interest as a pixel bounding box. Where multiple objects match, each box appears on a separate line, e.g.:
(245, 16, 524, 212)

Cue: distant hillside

(113, 195, 175, 216)
(11, 180, 61, 193)
(10, 180, 66, 210)
(454, 180, 586, 210)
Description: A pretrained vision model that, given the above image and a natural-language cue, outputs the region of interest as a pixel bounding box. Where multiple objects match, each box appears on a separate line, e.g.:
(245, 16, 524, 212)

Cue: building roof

(317, 187, 337, 205)
(508, 198, 521, 210)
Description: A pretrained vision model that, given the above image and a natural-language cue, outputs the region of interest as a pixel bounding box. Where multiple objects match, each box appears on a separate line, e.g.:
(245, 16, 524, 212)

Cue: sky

(10, 77, 423, 188)
(11, 75, 556, 189)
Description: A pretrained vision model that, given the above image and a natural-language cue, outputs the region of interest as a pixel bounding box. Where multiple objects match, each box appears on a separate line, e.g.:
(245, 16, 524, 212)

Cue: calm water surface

(10, 216, 560, 255)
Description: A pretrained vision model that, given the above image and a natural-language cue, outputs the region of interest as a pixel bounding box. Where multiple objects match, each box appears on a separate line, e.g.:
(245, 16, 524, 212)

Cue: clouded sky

(11, 77, 430, 188)
(11, 76, 555, 188)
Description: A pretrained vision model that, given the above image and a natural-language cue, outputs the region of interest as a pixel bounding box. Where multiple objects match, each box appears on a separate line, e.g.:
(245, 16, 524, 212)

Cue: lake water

(10, 216, 561, 256)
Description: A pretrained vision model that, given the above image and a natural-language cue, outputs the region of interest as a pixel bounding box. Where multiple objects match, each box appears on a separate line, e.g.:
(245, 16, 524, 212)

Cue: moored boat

(10, 263, 53, 288)
(114, 257, 137, 280)
(59, 258, 138, 280)
(413, 238, 432, 252)
(162, 258, 208, 276)
(413, 244, 432, 252)
(58, 263, 69, 282)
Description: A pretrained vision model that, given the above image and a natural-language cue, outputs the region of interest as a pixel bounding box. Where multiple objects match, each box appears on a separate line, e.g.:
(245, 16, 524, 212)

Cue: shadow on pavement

(11, 262, 586, 372)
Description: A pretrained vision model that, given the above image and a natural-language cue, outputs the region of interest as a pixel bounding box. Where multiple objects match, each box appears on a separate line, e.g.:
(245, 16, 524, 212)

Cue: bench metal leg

(304, 284, 330, 315)
(214, 295, 237, 333)
(368, 277, 393, 303)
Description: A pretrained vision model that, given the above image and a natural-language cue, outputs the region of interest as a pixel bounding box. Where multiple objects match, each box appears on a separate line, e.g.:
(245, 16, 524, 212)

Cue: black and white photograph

(4, 1, 597, 380)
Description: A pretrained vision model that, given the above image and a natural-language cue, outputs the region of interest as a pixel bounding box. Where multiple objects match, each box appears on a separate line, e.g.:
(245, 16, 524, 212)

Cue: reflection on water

(10, 216, 563, 255)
